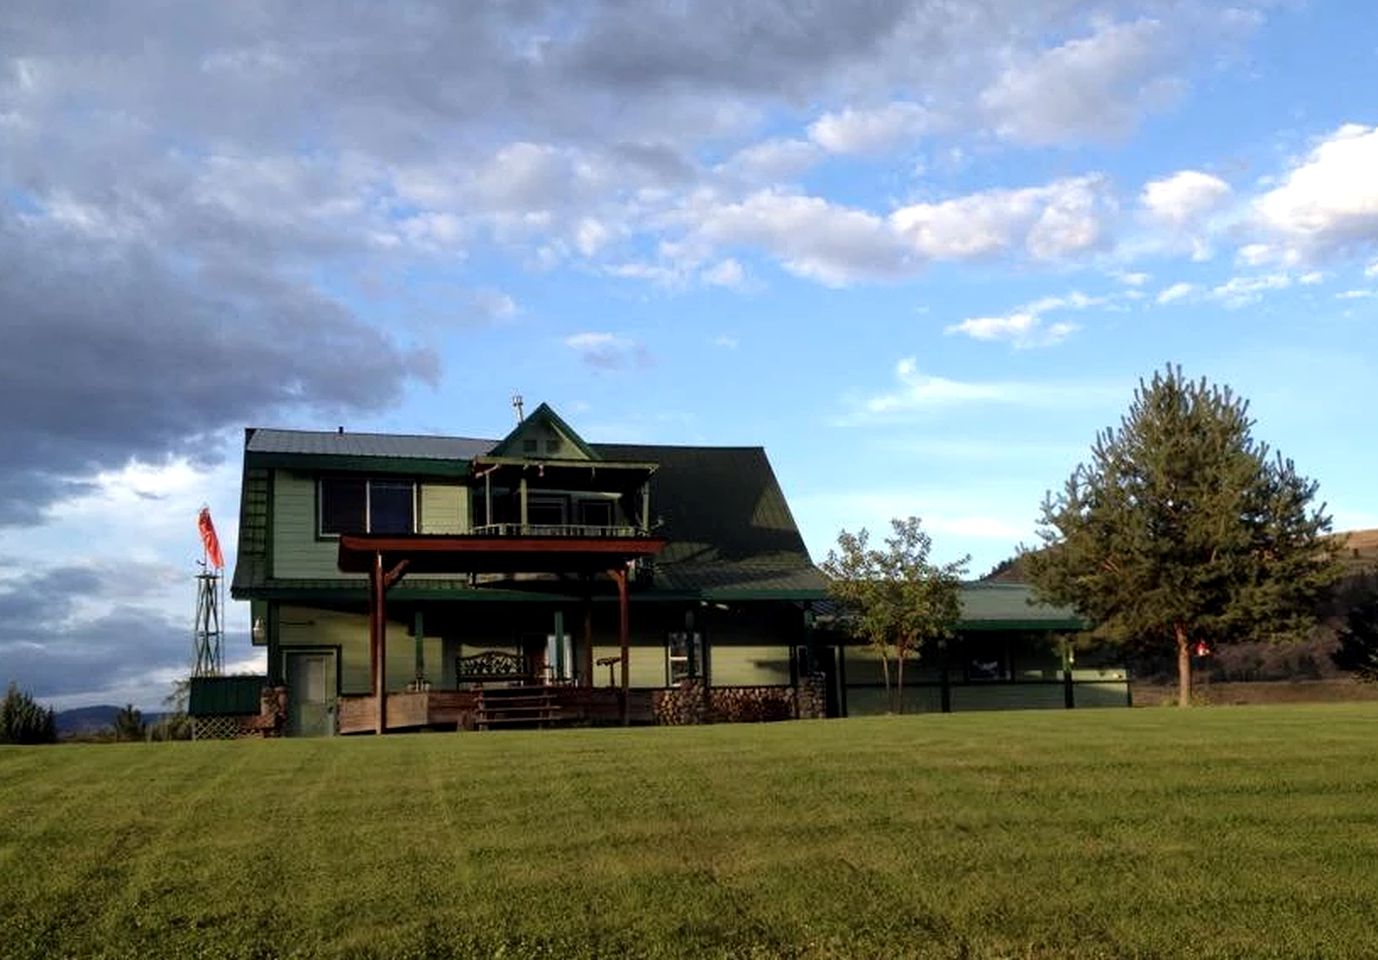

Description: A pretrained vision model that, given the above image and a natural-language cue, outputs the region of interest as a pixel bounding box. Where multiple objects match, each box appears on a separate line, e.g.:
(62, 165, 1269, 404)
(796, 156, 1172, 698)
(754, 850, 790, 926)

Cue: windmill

(192, 506, 225, 677)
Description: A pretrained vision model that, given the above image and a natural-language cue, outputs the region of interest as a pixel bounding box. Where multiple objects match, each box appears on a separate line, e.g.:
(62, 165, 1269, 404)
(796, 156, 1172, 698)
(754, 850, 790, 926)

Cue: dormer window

(319, 478, 416, 536)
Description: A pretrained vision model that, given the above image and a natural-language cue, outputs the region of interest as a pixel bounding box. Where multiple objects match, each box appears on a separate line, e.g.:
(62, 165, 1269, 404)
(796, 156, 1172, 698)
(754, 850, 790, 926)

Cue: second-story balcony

(470, 523, 646, 539)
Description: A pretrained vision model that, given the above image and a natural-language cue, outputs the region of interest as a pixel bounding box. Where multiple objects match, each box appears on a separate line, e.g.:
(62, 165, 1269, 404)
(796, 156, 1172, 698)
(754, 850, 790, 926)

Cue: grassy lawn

(3, 704, 1378, 959)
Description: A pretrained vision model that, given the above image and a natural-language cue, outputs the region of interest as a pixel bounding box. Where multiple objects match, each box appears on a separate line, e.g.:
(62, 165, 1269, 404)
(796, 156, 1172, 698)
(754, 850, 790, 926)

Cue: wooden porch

(335, 686, 652, 734)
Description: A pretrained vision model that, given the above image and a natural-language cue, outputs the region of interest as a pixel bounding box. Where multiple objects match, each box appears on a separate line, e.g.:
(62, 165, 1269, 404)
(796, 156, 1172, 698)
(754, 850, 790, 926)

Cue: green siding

(420, 483, 468, 534)
(271, 470, 352, 580)
(276, 605, 440, 695)
(708, 643, 791, 686)
(1074, 681, 1132, 707)
(952, 684, 1066, 711)
(590, 642, 666, 688)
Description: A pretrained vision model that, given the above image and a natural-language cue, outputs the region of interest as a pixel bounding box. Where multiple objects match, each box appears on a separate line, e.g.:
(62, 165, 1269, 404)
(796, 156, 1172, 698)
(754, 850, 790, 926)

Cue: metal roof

(246, 428, 495, 460)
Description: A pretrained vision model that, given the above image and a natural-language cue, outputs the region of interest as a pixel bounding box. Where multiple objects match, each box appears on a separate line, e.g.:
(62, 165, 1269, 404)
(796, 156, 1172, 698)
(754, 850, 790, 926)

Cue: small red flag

(198, 507, 225, 569)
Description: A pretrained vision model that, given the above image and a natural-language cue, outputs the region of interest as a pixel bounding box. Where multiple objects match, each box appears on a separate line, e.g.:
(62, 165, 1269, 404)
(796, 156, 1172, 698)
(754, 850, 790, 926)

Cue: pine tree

(112, 704, 146, 742)
(0, 683, 57, 744)
(1027, 366, 1340, 707)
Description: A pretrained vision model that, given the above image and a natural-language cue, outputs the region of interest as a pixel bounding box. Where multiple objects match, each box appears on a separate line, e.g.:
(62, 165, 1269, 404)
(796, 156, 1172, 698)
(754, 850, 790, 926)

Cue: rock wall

(654, 678, 823, 725)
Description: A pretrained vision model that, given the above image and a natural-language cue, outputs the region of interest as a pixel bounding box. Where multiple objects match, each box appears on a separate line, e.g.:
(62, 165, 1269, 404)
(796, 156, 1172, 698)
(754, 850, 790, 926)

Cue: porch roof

(336, 533, 668, 575)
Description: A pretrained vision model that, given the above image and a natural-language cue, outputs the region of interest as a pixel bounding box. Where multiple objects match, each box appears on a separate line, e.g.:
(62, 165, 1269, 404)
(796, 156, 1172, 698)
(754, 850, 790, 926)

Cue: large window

(579, 499, 613, 527)
(666, 631, 704, 684)
(527, 495, 568, 527)
(319, 478, 416, 536)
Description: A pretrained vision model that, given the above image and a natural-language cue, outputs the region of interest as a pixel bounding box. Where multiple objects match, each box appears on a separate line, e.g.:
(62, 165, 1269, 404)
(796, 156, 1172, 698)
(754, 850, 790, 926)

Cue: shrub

(1, 683, 58, 744)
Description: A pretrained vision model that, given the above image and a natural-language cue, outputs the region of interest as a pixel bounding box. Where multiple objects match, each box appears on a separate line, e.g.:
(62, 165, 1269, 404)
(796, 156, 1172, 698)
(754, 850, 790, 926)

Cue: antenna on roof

(511, 392, 524, 423)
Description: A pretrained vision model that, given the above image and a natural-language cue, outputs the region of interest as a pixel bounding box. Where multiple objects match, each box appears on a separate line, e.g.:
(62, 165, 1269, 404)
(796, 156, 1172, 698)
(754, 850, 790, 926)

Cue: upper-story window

(319, 478, 416, 536)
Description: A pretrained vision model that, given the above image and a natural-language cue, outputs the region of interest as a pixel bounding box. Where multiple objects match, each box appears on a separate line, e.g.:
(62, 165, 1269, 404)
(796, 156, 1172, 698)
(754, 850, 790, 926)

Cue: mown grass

(3, 704, 1378, 959)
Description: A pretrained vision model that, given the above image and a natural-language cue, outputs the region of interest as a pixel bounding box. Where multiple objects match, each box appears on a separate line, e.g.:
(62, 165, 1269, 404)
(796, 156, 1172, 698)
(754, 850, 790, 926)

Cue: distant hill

(55, 705, 168, 737)
(1338, 529, 1378, 572)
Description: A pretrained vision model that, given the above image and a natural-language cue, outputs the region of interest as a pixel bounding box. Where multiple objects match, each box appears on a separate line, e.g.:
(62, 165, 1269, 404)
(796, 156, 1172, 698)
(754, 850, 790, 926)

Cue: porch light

(251, 617, 266, 642)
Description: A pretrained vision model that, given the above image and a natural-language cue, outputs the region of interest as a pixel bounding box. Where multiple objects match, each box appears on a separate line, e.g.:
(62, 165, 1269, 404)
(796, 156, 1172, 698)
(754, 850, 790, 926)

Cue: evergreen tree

(1027, 366, 1339, 707)
(0, 683, 58, 744)
(1332, 583, 1378, 683)
(823, 517, 967, 713)
(112, 704, 146, 742)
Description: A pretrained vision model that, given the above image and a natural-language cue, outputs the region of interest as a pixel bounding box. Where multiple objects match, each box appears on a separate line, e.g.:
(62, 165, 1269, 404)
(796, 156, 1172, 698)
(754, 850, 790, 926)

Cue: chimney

(511, 393, 524, 423)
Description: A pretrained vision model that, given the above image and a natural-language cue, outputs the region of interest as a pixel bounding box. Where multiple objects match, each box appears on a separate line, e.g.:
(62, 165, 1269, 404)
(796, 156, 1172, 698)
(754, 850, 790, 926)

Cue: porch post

(372, 550, 386, 735)
(553, 609, 565, 681)
(413, 609, 425, 687)
(612, 565, 630, 724)
(581, 583, 594, 687)
(640, 483, 650, 534)
(519, 475, 528, 529)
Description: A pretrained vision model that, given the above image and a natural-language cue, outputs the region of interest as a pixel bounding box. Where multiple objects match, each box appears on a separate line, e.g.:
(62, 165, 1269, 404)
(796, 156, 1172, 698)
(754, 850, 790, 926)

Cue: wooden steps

(474, 685, 565, 730)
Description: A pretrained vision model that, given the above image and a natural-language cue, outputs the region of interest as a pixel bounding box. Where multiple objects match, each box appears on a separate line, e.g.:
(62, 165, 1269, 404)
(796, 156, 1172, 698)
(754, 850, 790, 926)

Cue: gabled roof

(594, 442, 826, 598)
(487, 403, 600, 461)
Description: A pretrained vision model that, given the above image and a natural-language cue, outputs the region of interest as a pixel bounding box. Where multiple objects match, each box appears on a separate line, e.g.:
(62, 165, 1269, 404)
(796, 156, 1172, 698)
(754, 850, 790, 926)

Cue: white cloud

(1365, 260, 1378, 278)
(982, 19, 1182, 145)
(1156, 281, 1199, 304)
(701, 258, 747, 289)
(691, 190, 910, 286)
(1299, 271, 1324, 285)
(469, 288, 518, 321)
(945, 290, 1104, 348)
(1141, 170, 1232, 228)
(808, 101, 935, 155)
(1336, 289, 1376, 300)
(1254, 124, 1378, 260)
(891, 175, 1114, 261)
(717, 138, 820, 182)
(562, 331, 648, 370)
(842, 358, 1116, 423)
(1117, 271, 1150, 287)
(1210, 273, 1291, 308)
(710, 334, 739, 349)
(947, 313, 1078, 348)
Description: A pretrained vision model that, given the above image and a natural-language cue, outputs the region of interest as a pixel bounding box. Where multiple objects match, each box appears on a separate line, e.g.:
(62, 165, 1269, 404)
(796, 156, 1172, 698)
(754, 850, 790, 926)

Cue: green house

(216, 403, 1127, 736)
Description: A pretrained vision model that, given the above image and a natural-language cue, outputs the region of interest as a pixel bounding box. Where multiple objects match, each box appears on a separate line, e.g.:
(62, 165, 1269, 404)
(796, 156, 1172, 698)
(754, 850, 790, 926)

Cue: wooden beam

(372, 550, 385, 735)
(414, 609, 425, 687)
(519, 475, 528, 528)
(581, 583, 594, 687)
(612, 565, 630, 725)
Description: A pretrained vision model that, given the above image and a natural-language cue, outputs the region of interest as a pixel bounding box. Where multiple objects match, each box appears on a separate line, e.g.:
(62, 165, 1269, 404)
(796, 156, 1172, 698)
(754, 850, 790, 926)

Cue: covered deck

(335, 531, 667, 733)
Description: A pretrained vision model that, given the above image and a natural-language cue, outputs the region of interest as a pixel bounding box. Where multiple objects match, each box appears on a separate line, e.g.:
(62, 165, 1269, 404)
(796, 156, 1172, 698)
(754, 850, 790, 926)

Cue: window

(319, 478, 416, 536)
(522, 438, 538, 454)
(527, 495, 567, 527)
(579, 499, 613, 527)
(666, 631, 703, 684)
(320, 478, 366, 535)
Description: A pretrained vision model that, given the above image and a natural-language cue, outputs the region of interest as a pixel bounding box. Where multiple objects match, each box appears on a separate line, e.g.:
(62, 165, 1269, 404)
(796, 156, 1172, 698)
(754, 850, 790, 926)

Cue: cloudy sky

(3, 1, 1377, 709)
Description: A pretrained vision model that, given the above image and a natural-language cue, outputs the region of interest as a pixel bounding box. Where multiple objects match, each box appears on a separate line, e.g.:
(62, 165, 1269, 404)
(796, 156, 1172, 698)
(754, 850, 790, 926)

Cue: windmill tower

(192, 507, 225, 677)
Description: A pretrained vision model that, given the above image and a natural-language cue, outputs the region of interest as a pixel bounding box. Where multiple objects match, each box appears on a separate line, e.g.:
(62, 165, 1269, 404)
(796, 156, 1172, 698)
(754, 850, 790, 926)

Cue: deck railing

(470, 523, 643, 538)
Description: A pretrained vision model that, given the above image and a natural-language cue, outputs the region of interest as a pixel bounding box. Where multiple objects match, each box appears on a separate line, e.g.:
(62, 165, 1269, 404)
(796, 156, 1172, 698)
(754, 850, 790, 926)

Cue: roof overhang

(470, 457, 658, 492)
(337, 533, 668, 575)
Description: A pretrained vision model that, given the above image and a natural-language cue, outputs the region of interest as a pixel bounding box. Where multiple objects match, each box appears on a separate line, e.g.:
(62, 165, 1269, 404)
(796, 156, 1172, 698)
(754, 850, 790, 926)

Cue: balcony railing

(470, 523, 644, 538)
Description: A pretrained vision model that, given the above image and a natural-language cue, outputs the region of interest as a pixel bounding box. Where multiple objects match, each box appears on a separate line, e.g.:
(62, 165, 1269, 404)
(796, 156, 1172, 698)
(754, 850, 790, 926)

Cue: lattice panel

(191, 716, 252, 740)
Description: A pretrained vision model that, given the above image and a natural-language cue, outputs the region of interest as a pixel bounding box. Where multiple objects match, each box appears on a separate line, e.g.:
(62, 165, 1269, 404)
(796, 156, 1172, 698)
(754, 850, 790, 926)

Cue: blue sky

(2, 1, 1376, 708)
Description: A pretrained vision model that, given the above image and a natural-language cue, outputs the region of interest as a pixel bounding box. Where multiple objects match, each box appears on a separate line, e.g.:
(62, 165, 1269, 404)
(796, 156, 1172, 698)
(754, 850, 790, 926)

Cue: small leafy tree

(112, 704, 146, 742)
(1027, 366, 1340, 707)
(823, 517, 968, 713)
(0, 683, 58, 744)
